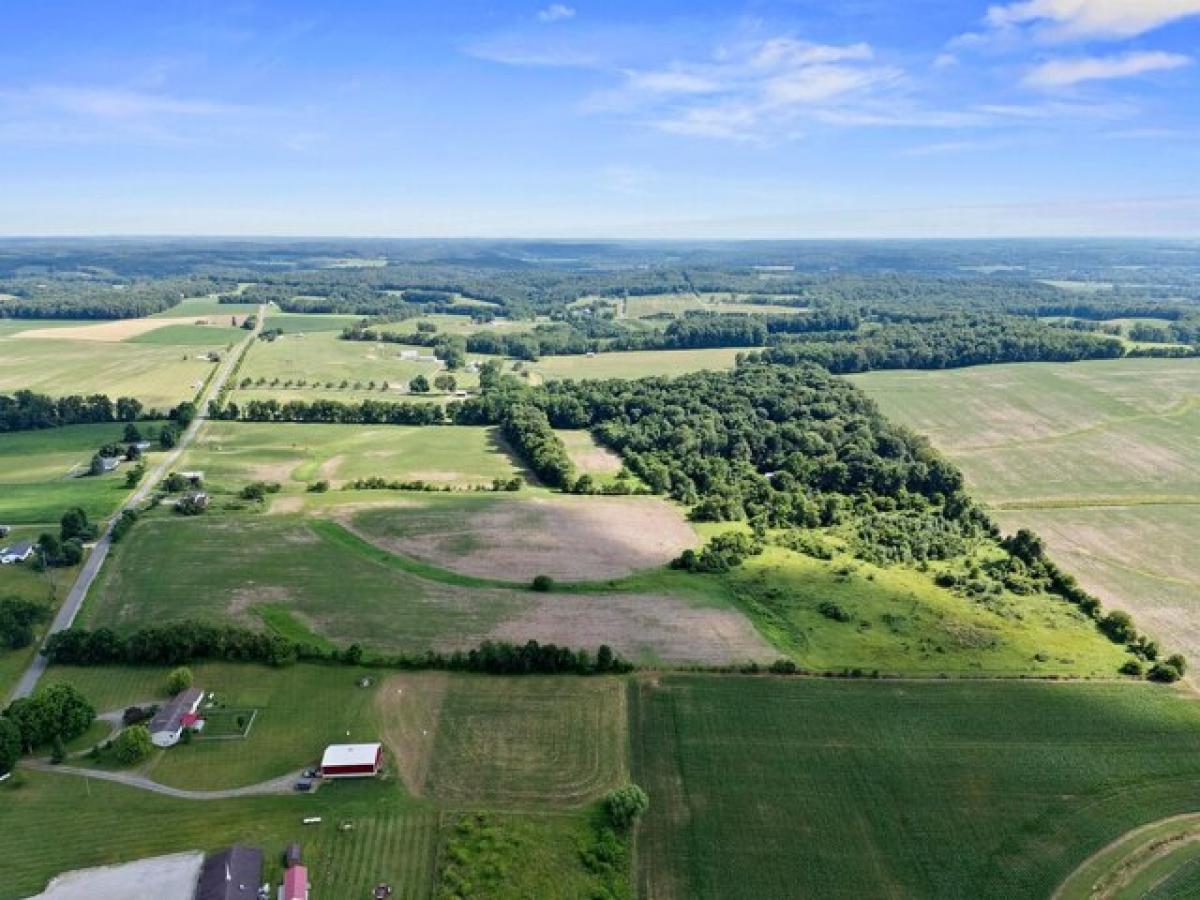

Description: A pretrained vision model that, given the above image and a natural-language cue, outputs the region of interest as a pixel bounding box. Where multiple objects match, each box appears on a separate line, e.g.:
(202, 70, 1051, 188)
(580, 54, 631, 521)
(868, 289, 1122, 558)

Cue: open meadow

(180, 420, 526, 491)
(631, 675, 1200, 900)
(855, 359, 1200, 669)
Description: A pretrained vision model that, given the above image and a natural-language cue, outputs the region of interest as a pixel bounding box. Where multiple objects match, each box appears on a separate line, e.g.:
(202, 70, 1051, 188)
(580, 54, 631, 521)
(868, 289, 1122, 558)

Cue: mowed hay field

(0, 335, 217, 409)
(631, 675, 1200, 900)
(377, 673, 627, 807)
(180, 421, 526, 490)
(85, 513, 771, 665)
(0, 773, 438, 900)
(854, 359, 1200, 668)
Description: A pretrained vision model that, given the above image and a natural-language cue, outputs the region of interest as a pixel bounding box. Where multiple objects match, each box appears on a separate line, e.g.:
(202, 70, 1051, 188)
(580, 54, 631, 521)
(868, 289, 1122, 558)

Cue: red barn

(320, 742, 382, 778)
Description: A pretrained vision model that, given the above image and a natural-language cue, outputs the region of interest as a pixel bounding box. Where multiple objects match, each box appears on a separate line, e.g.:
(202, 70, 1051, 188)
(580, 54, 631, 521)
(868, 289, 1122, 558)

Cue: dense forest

(0, 390, 146, 432)
(0, 276, 227, 319)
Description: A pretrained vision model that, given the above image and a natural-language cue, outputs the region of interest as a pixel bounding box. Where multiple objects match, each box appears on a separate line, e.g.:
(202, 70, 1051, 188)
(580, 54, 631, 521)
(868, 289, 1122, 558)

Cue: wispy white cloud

(1025, 50, 1191, 87)
(537, 4, 576, 24)
(985, 0, 1200, 41)
(22, 86, 246, 119)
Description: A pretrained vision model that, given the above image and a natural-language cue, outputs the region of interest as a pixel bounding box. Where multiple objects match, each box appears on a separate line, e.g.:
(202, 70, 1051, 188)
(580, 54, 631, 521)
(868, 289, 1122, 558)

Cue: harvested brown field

(349, 494, 698, 581)
(12, 319, 178, 342)
(485, 591, 776, 665)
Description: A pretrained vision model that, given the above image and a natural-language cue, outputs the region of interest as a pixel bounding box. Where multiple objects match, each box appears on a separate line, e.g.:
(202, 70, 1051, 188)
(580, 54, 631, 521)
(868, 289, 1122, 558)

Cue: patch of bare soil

(487, 592, 775, 665)
(228, 585, 290, 619)
(269, 496, 304, 515)
(375, 672, 449, 796)
(247, 461, 299, 482)
(317, 454, 344, 481)
(558, 430, 624, 475)
(364, 495, 699, 581)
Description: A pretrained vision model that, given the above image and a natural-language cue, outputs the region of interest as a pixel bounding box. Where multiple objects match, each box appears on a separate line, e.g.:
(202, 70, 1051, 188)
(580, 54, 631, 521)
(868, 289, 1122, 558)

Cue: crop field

(631, 675, 1200, 900)
(0, 336, 216, 410)
(0, 422, 146, 524)
(150, 296, 260, 317)
(83, 513, 769, 664)
(348, 493, 697, 581)
(854, 359, 1200, 668)
(50, 662, 384, 790)
(179, 421, 525, 490)
(0, 772, 437, 900)
(236, 330, 481, 396)
(377, 673, 627, 807)
(530, 347, 744, 381)
(264, 313, 364, 333)
(728, 546, 1127, 676)
(124, 323, 243, 345)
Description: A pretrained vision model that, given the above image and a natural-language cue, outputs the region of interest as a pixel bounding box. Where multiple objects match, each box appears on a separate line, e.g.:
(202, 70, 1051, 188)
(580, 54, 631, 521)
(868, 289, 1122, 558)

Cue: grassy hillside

(631, 675, 1200, 900)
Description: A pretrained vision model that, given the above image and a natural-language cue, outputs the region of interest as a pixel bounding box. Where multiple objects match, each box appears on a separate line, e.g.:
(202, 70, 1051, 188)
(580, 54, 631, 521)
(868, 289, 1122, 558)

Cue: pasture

(631, 675, 1200, 900)
(180, 421, 525, 490)
(150, 296, 260, 317)
(855, 359, 1200, 668)
(0, 336, 216, 410)
(557, 429, 625, 481)
(83, 512, 769, 664)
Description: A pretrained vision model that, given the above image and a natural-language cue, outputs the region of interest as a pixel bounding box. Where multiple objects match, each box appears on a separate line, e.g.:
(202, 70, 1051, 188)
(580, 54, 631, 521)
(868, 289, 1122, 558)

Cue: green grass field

(265, 313, 365, 333)
(0, 336, 216, 409)
(125, 323, 243, 345)
(728, 545, 1127, 676)
(631, 675, 1200, 900)
(150, 296, 260, 317)
(530, 347, 744, 381)
(179, 421, 525, 491)
(236, 330, 481, 397)
(0, 422, 150, 524)
(854, 359, 1200, 671)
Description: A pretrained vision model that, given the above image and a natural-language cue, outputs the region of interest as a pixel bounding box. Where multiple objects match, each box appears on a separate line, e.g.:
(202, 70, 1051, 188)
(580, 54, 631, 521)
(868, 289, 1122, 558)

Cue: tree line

(0, 390, 145, 432)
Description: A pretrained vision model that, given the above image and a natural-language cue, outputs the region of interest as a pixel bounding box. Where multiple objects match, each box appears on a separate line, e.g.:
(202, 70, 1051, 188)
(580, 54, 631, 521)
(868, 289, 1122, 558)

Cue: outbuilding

(0, 540, 35, 565)
(279, 864, 308, 900)
(320, 742, 382, 778)
(194, 845, 263, 900)
(149, 686, 205, 748)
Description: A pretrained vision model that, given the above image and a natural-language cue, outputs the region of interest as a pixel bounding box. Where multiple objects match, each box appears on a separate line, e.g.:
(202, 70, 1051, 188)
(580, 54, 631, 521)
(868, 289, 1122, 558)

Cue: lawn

(631, 675, 1200, 900)
(727, 545, 1128, 677)
(854, 359, 1200, 670)
(530, 347, 744, 381)
(0, 771, 438, 900)
(178, 420, 526, 491)
(48, 662, 386, 790)
(0, 335, 217, 410)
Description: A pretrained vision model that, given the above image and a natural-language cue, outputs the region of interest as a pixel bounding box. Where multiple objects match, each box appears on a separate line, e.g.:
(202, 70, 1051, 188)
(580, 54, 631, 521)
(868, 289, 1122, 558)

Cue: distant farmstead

(149, 686, 205, 748)
(320, 742, 382, 778)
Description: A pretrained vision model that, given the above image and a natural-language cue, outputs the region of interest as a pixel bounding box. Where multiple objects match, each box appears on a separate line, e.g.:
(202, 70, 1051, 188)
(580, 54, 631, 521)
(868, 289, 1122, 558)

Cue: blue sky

(1, 0, 1198, 237)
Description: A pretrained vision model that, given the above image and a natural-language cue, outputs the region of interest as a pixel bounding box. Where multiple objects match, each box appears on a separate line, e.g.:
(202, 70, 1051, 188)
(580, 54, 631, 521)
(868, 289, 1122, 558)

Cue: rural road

(24, 761, 303, 800)
(7, 306, 265, 703)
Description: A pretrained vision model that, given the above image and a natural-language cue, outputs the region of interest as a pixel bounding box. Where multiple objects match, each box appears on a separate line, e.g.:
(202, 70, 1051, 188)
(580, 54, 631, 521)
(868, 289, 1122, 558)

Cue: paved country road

(7, 306, 265, 703)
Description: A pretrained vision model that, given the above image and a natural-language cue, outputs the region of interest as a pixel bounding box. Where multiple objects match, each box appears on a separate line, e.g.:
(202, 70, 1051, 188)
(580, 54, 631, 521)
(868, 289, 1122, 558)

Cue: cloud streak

(985, 0, 1200, 40)
(1025, 50, 1192, 87)
(537, 4, 576, 23)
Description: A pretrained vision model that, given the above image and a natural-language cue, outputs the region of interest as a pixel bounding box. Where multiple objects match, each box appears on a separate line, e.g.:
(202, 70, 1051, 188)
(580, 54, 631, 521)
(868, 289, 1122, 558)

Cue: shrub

(604, 784, 650, 830)
(818, 601, 853, 623)
(1148, 662, 1183, 683)
(166, 666, 194, 696)
(308, 480, 330, 493)
(1118, 659, 1144, 677)
(0, 718, 21, 775)
(531, 574, 555, 592)
(112, 725, 154, 765)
